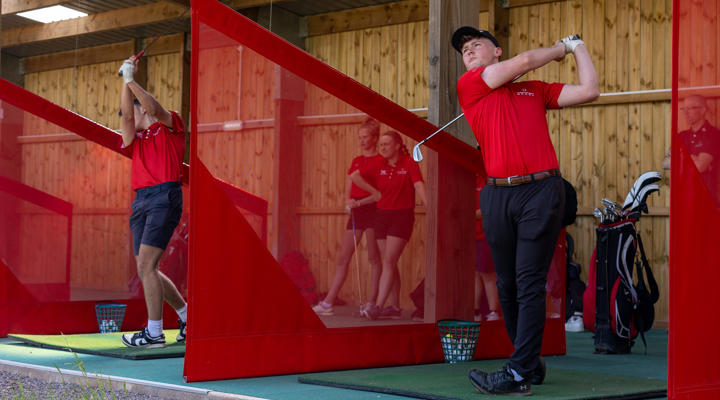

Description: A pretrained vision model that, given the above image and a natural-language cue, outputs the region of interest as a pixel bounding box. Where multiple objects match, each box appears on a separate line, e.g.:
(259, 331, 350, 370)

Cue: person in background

(313, 118, 383, 316)
(662, 94, 718, 198)
(350, 131, 427, 321)
(118, 55, 188, 348)
(475, 175, 500, 323)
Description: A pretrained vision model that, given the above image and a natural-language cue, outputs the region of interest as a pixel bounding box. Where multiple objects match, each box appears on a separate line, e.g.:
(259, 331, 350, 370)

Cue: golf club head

(630, 183, 660, 213)
(623, 171, 661, 210)
(412, 145, 423, 162)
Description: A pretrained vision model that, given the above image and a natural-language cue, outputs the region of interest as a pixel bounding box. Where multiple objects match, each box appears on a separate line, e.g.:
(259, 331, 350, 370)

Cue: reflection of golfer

(313, 118, 382, 316)
(452, 27, 598, 395)
(117, 56, 188, 348)
(350, 131, 427, 320)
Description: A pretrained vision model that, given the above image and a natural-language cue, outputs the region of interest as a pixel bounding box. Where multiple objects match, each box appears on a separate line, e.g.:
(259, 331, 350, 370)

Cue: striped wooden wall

(305, 0, 674, 322)
(21, 38, 184, 293)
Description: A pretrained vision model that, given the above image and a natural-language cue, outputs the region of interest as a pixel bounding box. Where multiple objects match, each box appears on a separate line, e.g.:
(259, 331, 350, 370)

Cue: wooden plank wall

(21, 36, 184, 292)
(305, 0, 674, 323)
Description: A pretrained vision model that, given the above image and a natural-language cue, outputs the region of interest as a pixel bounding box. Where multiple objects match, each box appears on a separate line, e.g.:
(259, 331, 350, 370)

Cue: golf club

(349, 207, 364, 315)
(622, 171, 661, 210)
(412, 113, 465, 162)
(118, 35, 162, 77)
(118, 7, 190, 77)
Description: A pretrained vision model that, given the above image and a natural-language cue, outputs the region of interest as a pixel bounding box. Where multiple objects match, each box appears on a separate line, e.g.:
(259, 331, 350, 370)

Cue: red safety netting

(0, 79, 266, 336)
(184, 0, 566, 381)
(669, 0, 720, 398)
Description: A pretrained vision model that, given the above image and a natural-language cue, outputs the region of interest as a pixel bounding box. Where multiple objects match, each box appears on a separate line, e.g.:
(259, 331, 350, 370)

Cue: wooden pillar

(271, 67, 304, 261)
(488, 0, 510, 56)
(425, 0, 479, 322)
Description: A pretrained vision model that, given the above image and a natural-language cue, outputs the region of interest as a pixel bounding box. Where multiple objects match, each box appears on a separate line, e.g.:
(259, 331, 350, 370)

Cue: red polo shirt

(359, 154, 423, 210)
(121, 111, 185, 190)
(348, 154, 382, 199)
(457, 67, 564, 178)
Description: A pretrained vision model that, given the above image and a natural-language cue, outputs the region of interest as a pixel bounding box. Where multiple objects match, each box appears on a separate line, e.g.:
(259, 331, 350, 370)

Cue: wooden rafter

(1, 1, 188, 47)
(307, 0, 428, 37)
(220, 0, 290, 9)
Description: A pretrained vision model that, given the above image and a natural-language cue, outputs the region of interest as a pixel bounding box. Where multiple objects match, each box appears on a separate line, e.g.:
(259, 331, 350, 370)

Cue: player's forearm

(518, 44, 566, 72)
(350, 171, 380, 200)
(120, 84, 136, 146)
(127, 82, 162, 117)
(571, 45, 599, 101)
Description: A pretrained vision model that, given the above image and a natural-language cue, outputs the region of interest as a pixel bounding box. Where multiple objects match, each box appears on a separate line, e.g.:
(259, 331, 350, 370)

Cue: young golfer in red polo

(452, 27, 598, 395)
(118, 55, 188, 348)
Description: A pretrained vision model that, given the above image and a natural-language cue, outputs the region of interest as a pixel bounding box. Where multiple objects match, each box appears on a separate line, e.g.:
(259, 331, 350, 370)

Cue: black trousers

(479, 176, 565, 378)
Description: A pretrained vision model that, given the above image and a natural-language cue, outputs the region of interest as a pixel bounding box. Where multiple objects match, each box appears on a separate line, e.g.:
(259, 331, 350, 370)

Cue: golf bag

(584, 219, 659, 354)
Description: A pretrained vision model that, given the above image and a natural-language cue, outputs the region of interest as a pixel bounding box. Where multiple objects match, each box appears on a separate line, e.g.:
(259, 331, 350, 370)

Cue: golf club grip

(118, 49, 146, 76)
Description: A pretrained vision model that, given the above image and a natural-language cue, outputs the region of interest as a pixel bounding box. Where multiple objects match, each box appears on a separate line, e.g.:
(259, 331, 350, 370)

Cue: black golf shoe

(468, 365, 531, 396)
(531, 357, 546, 385)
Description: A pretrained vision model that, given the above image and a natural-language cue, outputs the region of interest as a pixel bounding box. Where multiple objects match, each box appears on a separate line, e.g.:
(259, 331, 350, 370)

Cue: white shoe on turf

(565, 313, 584, 332)
(121, 327, 166, 348)
(176, 319, 186, 343)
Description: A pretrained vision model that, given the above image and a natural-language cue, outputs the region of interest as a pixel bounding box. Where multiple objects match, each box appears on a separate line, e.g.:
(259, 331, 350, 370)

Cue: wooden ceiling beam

(221, 0, 290, 9)
(23, 40, 135, 73)
(307, 0, 428, 37)
(1, 1, 188, 48)
(1, 0, 67, 15)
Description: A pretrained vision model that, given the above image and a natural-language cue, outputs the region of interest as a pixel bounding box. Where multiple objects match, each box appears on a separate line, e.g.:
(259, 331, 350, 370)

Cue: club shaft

(418, 113, 465, 146)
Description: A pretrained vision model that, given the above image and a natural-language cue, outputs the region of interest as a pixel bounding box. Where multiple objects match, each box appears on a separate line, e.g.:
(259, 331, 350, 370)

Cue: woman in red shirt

(350, 130, 427, 320)
(313, 118, 382, 316)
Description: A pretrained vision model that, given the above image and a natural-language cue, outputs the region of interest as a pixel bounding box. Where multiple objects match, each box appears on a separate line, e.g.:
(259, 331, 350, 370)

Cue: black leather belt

(486, 168, 561, 187)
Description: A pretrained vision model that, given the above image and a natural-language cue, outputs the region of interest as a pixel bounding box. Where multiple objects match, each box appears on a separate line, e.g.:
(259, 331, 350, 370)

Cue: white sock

(321, 301, 332, 308)
(175, 304, 187, 322)
(147, 319, 162, 337)
(510, 367, 524, 382)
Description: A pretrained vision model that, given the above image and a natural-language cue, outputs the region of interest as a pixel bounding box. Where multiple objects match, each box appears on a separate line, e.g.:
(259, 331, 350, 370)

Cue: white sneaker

(312, 302, 334, 316)
(485, 311, 501, 321)
(565, 313, 584, 332)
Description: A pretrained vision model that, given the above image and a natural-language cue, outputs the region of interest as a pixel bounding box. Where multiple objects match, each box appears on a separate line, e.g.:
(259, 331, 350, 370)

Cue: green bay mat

(9, 331, 185, 360)
(299, 359, 666, 400)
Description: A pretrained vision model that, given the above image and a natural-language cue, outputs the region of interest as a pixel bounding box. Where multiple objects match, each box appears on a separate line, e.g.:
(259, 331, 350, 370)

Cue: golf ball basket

(94, 303, 126, 333)
(437, 319, 481, 363)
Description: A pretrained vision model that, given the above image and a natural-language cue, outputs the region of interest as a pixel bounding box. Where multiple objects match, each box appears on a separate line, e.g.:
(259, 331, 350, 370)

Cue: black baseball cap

(451, 26, 499, 53)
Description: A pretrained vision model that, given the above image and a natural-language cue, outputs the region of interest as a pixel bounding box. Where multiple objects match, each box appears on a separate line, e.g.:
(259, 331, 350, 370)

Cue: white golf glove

(118, 60, 135, 84)
(560, 34, 584, 54)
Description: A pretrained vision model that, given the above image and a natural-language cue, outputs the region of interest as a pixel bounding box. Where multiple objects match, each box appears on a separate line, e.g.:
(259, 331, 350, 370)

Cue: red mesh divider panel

(0, 78, 267, 336)
(669, 1, 720, 397)
(184, 0, 566, 381)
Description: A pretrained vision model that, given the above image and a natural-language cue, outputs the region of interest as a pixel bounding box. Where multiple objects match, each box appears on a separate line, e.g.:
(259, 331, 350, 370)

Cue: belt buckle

(506, 175, 519, 185)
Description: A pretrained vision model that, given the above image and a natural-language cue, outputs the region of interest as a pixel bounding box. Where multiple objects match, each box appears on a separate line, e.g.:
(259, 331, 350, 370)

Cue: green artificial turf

(9, 331, 185, 360)
(299, 359, 666, 400)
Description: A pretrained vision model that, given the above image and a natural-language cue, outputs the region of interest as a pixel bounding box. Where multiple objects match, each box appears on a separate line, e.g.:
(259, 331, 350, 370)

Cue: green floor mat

(8, 331, 185, 360)
(299, 360, 666, 400)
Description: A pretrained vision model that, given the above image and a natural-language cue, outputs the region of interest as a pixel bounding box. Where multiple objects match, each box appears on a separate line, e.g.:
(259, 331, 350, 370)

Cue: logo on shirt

(137, 126, 162, 140)
(516, 88, 535, 97)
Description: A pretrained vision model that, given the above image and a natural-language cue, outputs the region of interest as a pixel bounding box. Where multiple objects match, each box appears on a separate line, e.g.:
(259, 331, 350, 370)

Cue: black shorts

(345, 203, 377, 231)
(129, 182, 183, 255)
(374, 208, 415, 241)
